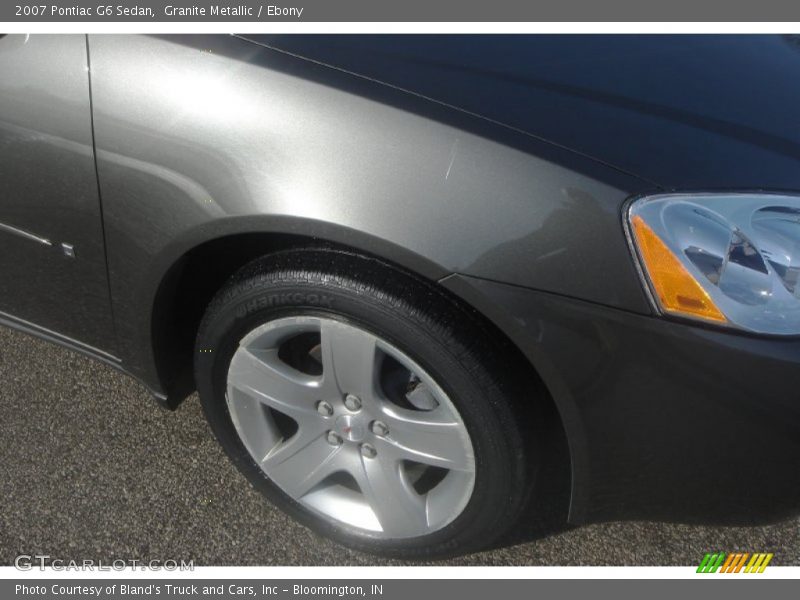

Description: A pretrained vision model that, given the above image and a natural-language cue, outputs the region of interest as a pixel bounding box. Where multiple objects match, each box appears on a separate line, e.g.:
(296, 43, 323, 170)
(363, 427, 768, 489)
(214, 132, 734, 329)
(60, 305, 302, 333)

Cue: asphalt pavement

(0, 325, 797, 566)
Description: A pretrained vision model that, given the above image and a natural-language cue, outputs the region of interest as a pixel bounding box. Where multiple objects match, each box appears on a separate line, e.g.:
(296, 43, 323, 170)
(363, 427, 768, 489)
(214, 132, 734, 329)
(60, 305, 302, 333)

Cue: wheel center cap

(335, 414, 366, 442)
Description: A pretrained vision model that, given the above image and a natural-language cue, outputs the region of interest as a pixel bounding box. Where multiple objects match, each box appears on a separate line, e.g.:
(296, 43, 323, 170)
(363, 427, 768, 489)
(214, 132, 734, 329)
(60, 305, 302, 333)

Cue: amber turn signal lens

(631, 215, 727, 323)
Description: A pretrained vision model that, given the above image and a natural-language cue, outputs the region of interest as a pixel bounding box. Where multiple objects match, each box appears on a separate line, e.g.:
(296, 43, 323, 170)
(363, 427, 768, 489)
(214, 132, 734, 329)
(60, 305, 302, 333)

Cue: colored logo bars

(697, 552, 773, 573)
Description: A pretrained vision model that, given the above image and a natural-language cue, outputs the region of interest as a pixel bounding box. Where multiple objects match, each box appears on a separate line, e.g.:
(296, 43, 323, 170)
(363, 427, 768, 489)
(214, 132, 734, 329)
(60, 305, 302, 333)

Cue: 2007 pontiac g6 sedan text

(1, 34, 798, 559)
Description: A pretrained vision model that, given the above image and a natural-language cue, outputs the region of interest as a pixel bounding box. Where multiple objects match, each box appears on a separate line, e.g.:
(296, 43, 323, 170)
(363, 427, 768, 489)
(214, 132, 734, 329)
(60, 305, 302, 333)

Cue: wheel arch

(147, 216, 448, 405)
(145, 220, 576, 520)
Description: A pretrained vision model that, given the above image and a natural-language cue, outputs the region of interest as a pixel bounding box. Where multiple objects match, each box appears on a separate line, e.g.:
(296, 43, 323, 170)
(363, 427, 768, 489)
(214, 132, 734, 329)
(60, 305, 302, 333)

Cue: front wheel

(195, 250, 538, 559)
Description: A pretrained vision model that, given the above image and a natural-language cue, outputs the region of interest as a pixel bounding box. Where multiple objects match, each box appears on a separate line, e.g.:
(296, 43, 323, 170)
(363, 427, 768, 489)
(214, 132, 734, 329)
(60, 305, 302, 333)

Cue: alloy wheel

(225, 315, 476, 538)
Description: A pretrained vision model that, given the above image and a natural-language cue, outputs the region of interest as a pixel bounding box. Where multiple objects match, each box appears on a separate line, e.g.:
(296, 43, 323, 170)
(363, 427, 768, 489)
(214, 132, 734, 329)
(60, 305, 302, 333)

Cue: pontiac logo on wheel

(335, 415, 366, 442)
(696, 552, 774, 573)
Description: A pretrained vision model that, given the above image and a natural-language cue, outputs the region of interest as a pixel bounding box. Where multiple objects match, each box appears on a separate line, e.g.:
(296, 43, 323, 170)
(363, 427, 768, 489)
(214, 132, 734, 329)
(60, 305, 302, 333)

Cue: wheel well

(153, 232, 558, 405)
(152, 233, 333, 404)
(152, 234, 570, 511)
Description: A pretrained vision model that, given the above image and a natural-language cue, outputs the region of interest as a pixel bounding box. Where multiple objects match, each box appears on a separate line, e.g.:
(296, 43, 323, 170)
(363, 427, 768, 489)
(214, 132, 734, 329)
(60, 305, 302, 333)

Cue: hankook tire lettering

(235, 293, 334, 317)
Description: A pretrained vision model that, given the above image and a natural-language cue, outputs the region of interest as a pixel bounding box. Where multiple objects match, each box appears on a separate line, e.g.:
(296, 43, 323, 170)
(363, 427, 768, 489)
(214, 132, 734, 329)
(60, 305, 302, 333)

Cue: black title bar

(3, 0, 800, 22)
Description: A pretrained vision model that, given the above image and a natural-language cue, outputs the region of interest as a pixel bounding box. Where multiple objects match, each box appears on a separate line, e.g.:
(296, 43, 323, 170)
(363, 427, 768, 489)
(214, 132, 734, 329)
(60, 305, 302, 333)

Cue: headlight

(627, 193, 800, 335)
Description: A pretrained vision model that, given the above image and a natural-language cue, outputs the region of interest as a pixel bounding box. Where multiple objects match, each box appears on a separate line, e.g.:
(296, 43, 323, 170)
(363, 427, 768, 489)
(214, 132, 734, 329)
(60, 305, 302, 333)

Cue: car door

(0, 34, 116, 356)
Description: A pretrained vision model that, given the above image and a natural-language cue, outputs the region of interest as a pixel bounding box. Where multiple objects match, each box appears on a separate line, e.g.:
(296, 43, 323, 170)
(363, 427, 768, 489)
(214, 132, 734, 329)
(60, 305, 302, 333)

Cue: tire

(194, 248, 538, 559)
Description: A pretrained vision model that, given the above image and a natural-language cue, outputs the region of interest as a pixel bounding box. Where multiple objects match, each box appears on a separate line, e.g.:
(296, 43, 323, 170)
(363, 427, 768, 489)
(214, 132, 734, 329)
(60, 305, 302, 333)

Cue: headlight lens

(627, 193, 800, 335)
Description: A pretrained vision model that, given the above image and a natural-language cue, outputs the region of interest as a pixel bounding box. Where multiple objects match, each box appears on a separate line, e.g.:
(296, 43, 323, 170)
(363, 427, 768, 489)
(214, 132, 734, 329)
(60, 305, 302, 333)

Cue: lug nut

(316, 400, 334, 417)
(360, 443, 377, 459)
(326, 431, 343, 446)
(371, 421, 389, 437)
(344, 393, 362, 412)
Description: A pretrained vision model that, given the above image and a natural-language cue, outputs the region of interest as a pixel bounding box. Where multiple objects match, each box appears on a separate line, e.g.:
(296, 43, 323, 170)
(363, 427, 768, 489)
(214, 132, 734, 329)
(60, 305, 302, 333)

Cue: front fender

(88, 34, 652, 393)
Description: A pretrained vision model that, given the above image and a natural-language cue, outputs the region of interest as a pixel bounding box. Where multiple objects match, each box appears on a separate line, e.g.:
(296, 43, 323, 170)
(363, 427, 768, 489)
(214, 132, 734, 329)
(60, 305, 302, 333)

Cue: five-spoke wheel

(195, 250, 535, 558)
(226, 316, 475, 538)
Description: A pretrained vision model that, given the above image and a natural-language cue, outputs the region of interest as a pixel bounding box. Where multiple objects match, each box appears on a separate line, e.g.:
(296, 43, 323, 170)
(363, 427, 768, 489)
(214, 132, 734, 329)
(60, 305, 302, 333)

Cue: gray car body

(3, 34, 797, 527)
